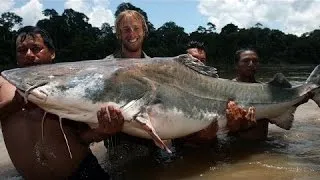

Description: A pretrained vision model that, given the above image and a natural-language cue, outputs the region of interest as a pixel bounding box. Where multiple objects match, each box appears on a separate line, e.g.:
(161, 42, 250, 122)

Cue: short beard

(122, 42, 142, 53)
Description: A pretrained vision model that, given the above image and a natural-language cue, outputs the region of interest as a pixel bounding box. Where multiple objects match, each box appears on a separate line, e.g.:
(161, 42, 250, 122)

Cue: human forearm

(0, 91, 24, 120)
(80, 128, 111, 145)
(0, 77, 20, 120)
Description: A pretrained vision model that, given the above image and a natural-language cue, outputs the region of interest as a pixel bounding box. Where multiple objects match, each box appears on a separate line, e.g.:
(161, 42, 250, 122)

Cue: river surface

(0, 65, 319, 179)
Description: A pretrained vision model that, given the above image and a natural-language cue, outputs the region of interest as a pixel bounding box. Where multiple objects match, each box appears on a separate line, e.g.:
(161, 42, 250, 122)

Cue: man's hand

(226, 100, 256, 132)
(94, 106, 124, 136)
(80, 105, 124, 144)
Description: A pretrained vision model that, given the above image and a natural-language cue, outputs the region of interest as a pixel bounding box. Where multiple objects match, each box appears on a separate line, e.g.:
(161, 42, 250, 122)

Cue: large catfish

(1, 55, 320, 154)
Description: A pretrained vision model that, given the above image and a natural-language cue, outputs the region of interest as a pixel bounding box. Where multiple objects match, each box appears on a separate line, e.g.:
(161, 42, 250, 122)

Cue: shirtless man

(106, 10, 149, 59)
(106, 11, 218, 154)
(229, 49, 268, 140)
(0, 26, 123, 179)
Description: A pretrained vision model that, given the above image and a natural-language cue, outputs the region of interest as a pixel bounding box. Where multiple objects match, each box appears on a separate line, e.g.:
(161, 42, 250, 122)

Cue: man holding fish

(0, 26, 122, 179)
(227, 49, 269, 140)
(105, 9, 219, 150)
(2, 9, 318, 180)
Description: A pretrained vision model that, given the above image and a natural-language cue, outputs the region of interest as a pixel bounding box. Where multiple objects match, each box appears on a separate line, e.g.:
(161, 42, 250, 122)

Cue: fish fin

(122, 77, 157, 119)
(267, 73, 292, 88)
(177, 54, 219, 78)
(306, 65, 320, 85)
(135, 111, 172, 153)
(269, 106, 296, 130)
(305, 65, 320, 106)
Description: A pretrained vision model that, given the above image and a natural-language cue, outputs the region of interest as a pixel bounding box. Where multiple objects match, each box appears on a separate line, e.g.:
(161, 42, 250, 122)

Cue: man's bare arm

(0, 76, 16, 108)
(0, 76, 24, 120)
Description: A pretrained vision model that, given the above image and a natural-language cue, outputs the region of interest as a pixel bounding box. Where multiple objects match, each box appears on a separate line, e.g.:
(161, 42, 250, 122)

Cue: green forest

(0, 2, 319, 71)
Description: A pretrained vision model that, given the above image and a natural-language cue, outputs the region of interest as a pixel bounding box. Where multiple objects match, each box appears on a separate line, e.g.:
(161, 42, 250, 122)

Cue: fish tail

(306, 65, 320, 85)
(306, 65, 320, 107)
(269, 106, 296, 130)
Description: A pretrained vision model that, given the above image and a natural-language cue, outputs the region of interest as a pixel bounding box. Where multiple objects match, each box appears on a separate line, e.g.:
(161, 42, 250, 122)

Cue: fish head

(1, 65, 50, 92)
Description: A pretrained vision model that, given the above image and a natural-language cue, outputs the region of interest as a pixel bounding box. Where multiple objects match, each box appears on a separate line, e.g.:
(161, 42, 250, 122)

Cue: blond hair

(115, 10, 148, 39)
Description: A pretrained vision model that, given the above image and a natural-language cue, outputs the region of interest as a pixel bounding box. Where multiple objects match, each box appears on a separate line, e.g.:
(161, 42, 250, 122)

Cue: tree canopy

(1, 2, 319, 71)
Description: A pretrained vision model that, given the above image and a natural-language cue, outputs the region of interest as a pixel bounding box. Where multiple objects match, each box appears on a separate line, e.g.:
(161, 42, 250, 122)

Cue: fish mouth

(16, 81, 49, 104)
(17, 86, 48, 105)
(30, 88, 49, 101)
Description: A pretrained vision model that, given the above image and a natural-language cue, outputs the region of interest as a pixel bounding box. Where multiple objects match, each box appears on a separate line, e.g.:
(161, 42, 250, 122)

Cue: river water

(0, 65, 319, 179)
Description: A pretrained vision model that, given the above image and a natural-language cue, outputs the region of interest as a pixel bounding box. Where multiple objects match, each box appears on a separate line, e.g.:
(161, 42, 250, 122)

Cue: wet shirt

(105, 50, 150, 59)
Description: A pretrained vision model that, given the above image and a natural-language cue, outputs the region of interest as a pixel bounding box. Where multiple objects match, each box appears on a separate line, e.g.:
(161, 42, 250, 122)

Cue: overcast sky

(1, 0, 320, 36)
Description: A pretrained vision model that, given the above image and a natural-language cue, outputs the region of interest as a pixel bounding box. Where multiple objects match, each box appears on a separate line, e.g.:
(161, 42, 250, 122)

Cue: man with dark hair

(186, 40, 207, 64)
(0, 26, 123, 179)
(15, 26, 56, 66)
(230, 48, 269, 140)
(233, 48, 259, 83)
(17, 26, 56, 50)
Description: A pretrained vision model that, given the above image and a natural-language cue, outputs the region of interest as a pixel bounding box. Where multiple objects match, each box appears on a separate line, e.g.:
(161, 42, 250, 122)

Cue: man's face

(237, 50, 259, 77)
(16, 34, 55, 67)
(118, 15, 145, 53)
(187, 48, 206, 63)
